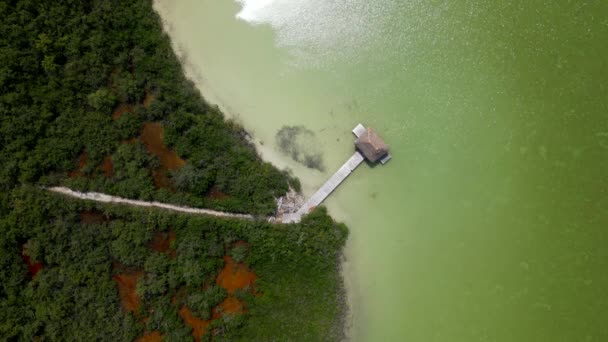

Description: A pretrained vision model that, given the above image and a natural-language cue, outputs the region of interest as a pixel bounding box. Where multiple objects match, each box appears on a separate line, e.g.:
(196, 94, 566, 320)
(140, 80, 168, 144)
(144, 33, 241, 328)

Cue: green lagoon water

(155, 1, 608, 341)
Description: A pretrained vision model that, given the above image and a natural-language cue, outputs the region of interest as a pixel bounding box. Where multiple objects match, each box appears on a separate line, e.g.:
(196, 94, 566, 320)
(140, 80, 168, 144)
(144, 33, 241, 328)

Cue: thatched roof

(355, 128, 389, 162)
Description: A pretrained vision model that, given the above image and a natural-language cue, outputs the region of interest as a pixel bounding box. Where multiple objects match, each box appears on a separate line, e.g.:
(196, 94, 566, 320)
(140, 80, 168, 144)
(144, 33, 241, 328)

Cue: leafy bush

(231, 245, 249, 263)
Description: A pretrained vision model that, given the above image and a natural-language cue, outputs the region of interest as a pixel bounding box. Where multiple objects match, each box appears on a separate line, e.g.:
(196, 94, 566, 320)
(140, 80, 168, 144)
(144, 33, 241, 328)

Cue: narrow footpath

(47, 187, 255, 220)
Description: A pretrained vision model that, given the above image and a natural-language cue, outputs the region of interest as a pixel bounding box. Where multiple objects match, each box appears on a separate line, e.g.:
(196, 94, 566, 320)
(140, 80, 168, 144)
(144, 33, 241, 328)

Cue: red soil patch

(151, 170, 171, 190)
(69, 152, 113, 178)
(68, 152, 88, 178)
(79, 210, 107, 224)
(206, 186, 230, 200)
(214, 296, 245, 317)
(178, 296, 247, 341)
(140, 122, 186, 189)
(112, 103, 134, 120)
(21, 249, 42, 278)
(148, 229, 176, 258)
(136, 331, 162, 342)
(179, 297, 245, 341)
(233, 240, 249, 249)
(178, 249, 256, 340)
(113, 271, 143, 314)
(100, 155, 114, 177)
(174, 242, 257, 339)
(216, 256, 257, 294)
(179, 306, 211, 342)
(143, 92, 155, 108)
(141, 122, 186, 170)
(171, 287, 187, 305)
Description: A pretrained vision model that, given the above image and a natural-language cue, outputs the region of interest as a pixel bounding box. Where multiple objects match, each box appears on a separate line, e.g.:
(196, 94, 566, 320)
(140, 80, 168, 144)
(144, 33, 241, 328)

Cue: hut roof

(355, 128, 389, 162)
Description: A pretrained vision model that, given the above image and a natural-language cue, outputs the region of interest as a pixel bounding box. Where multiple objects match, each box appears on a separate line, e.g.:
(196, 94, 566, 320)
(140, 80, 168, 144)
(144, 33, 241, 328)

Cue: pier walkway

(283, 151, 365, 223)
(282, 123, 391, 223)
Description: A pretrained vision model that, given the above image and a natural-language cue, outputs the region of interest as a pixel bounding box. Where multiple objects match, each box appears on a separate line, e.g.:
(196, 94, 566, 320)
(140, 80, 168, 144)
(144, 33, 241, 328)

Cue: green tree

(231, 245, 248, 263)
(87, 88, 117, 113)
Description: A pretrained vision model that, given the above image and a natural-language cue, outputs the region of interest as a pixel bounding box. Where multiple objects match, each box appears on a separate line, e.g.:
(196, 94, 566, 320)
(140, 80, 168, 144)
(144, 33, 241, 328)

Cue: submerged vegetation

(0, 0, 348, 340)
(276, 125, 326, 172)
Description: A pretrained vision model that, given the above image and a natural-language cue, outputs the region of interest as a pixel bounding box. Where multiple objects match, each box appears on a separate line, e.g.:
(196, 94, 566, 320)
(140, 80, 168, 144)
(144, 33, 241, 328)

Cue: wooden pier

(283, 152, 365, 223)
(282, 123, 391, 223)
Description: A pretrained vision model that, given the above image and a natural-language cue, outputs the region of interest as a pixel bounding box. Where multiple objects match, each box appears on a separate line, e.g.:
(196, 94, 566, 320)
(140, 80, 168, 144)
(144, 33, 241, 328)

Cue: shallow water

(155, 1, 608, 341)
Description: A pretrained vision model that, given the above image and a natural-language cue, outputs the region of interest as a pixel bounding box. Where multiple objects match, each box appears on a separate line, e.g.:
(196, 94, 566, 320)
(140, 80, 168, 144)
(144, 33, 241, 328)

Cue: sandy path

(47, 187, 256, 220)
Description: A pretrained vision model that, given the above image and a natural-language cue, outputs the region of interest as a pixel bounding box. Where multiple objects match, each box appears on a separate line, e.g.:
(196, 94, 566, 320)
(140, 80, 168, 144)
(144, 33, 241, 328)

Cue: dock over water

(282, 123, 391, 223)
(283, 152, 364, 223)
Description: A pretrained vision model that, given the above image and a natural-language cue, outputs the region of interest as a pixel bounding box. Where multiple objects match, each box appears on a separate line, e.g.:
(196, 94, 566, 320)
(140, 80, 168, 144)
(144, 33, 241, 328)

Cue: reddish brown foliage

(100, 155, 114, 177)
(112, 272, 143, 314)
(68, 152, 88, 178)
(216, 256, 257, 294)
(148, 229, 176, 258)
(206, 186, 230, 200)
(143, 92, 155, 108)
(140, 122, 186, 189)
(112, 103, 134, 120)
(79, 210, 107, 224)
(179, 306, 211, 342)
(136, 331, 162, 342)
(214, 297, 245, 317)
(21, 250, 42, 278)
(178, 246, 257, 340)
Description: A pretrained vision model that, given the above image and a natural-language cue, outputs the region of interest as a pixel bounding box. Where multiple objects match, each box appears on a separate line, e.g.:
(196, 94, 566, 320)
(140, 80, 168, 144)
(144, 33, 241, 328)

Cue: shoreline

(152, 1, 355, 339)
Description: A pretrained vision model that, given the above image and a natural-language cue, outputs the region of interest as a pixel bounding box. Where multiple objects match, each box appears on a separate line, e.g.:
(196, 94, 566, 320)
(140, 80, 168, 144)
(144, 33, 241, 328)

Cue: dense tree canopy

(0, 0, 298, 215)
(0, 187, 347, 341)
(0, 0, 347, 340)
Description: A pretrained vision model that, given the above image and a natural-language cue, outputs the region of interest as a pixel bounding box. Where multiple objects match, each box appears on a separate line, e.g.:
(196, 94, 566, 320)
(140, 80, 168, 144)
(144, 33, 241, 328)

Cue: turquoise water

(155, 1, 608, 340)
